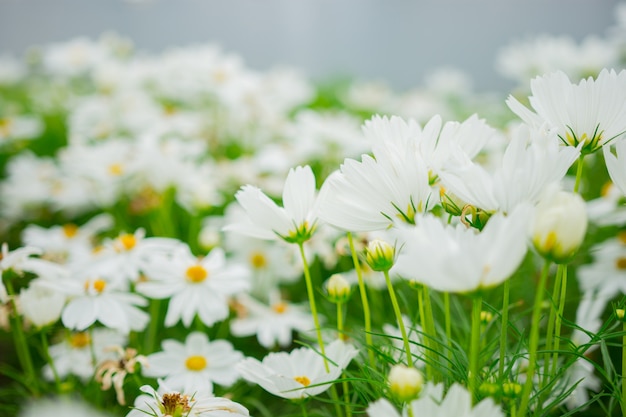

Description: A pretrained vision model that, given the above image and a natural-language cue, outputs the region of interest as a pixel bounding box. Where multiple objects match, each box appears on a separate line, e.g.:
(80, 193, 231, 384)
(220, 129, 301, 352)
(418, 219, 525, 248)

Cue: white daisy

(137, 245, 249, 327)
(223, 165, 319, 243)
(142, 332, 243, 396)
(236, 339, 358, 400)
(507, 69, 626, 153)
(390, 206, 531, 293)
(230, 291, 314, 349)
(128, 382, 250, 417)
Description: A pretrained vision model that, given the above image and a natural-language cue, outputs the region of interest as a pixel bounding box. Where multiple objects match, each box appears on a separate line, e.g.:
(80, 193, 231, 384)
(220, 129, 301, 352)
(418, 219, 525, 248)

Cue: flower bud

(531, 190, 587, 263)
(617, 308, 625, 321)
(388, 364, 423, 402)
(325, 274, 352, 303)
(365, 239, 395, 272)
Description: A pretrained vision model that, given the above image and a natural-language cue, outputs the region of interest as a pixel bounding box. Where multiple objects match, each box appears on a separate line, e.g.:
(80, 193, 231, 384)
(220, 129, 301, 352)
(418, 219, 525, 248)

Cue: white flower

(224, 165, 319, 243)
(137, 245, 249, 327)
(391, 206, 531, 293)
(577, 234, 626, 299)
(43, 328, 126, 381)
(143, 332, 243, 396)
(128, 383, 250, 417)
(604, 140, 626, 195)
(439, 125, 580, 213)
(507, 69, 626, 153)
(18, 396, 115, 417)
(18, 281, 66, 328)
(236, 339, 358, 399)
(230, 291, 314, 348)
(531, 189, 587, 263)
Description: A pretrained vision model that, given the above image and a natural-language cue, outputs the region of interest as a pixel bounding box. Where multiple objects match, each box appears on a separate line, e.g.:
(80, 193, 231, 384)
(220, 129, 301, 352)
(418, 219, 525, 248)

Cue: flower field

(1, 8, 626, 417)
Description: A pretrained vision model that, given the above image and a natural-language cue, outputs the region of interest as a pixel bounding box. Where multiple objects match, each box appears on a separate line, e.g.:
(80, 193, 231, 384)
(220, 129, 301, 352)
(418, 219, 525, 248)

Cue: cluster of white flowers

(3, 6, 626, 417)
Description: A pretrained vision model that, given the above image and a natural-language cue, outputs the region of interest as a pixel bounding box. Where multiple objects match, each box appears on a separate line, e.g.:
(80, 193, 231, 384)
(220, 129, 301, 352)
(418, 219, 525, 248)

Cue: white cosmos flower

(18, 280, 66, 328)
(439, 125, 580, 213)
(604, 140, 626, 195)
(19, 396, 115, 417)
(367, 382, 503, 417)
(506, 69, 626, 153)
(230, 291, 314, 348)
(391, 206, 531, 293)
(224, 165, 319, 243)
(43, 328, 126, 381)
(236, 339, 358, 400)
(128, 382, 250, 417)
(143, 332, 243, 396)
(137, 245, 249, 327)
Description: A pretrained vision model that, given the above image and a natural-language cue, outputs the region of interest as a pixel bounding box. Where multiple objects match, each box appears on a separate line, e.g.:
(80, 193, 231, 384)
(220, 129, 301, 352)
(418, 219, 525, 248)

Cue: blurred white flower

(236, 339, 358, 399)
(19, 396, 114, 417)
(18, 281, 66, 328)
(391, 206, 531, 293)
(604, 140, 626, 195)
(137, 245, 249, 327)
(143, 332, 243, 396)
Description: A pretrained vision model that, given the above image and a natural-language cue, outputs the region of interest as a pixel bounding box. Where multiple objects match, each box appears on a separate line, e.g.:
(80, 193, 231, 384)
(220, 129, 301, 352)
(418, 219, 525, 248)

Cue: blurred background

(0, 0, 622, 92)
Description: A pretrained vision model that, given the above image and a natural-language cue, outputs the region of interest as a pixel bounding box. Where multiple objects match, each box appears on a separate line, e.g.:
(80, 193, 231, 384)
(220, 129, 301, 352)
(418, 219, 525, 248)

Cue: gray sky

(0, 0, 621, 91)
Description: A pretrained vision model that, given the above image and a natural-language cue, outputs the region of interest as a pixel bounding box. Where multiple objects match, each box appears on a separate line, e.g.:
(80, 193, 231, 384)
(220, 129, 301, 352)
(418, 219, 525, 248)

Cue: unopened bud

(388, 364, 423, 402)
(365, 239, 395, 272)
(325, 274, 352, 303)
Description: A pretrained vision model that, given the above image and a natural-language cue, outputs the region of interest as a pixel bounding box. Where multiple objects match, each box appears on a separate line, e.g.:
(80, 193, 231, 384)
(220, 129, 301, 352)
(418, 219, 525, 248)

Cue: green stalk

(5, 278, 39, 395)
(383, 270, 413, 367)
(518, 260, 551, 417)
(499, 279, 511, 380)
(422, 286, 438, 380)
(542, 265, 562, 387)
(417, 286, 431, 379)
(335, 302, 350, 417)
(40, 331, 61, 392)
(573, 155, 585, 194)
(298, 242, 328, 372)
(622, 320, 626, 417)
(347, 232, 374, 366)
(550, 265, 568, 380)
(300, 401, 309, 417)
(444, 292, 452, 363)
(469, 294, 483, 402)
(144, 299, 162, 353)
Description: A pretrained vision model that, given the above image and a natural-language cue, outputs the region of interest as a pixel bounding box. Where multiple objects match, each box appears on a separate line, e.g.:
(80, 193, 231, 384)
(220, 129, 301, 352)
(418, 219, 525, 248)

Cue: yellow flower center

(294, 375, 311, 386)
(185, 355, 207, 371)
(601, 181, 613, 197)
(616, 257, 626, 271)
(118, 234, 136, 251)
(108, 163, 124, 176)
(249, 251, 268, 269)
(0, 118, 12, 137)
(85, 278, 107, 293)
(186, 265, 208, 283)
(62, 223, 79, 238)
(272, 302, 288, 314)
(618, 230, 626, 245)
(70, 332, 91, 348)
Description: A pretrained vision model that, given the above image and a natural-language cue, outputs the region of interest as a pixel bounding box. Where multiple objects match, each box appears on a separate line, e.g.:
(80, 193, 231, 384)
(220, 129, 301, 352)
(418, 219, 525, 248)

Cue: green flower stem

(347, 232, 374, 366)
(444, 292, 452, 362)
(4, 278, 39, 395)
(550, 265, 568, 381)
(422, 285, 438, 380)
(518, 260, 552, 417)
(499, 279, 511, 380)
(143, 299, 162, 354)
(468, 294, 483, 402)
(40, 331, 61, 392)
(383, 270, 413, 367)
(298, 242, 328, 372)
(573, 154, 585, 194)
(542, 265, 562, 387)
(335, 302, 351, 417)
(622, 320, 626, 417)
(300, 401, 309, 417)
(416, 286, 431, 379)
